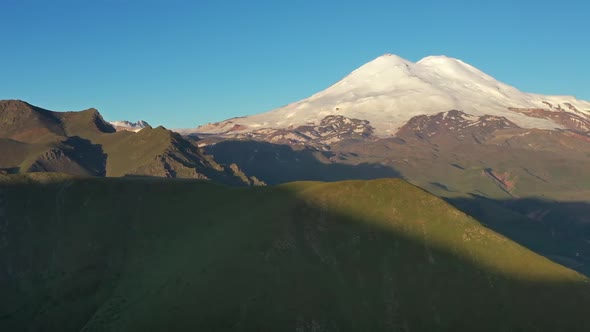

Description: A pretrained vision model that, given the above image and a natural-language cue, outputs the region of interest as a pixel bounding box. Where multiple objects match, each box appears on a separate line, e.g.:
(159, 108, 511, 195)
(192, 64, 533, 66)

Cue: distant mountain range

(109, 119, 150, 132)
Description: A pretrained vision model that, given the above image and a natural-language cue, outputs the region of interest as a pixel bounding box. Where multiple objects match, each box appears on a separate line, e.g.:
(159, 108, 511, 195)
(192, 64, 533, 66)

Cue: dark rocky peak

(109, 120, 151, 132)
(304, 115, 373, 139)
(84, 108, 116, 133)
(563, 102, 579, 112)
(397, 110, 520, 143)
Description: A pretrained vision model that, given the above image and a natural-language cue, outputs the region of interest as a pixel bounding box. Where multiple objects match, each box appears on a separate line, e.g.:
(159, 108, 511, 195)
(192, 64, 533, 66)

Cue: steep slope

(205, 140, 400, 184)
(1, 175, 589, 331)
(0, 100, 113, 175)
(190, 54, 590, 136)
(96, 126, 259, 185)
(448, 195, 590, 276)
(57, 107, 117, 139)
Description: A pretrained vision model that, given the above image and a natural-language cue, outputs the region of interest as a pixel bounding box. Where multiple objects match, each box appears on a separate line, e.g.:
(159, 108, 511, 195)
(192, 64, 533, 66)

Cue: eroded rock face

(482, 168, 518, 196)
(199, 115, 374, 148)
(508, 104, 590, 133)
(26, 148, 85, 175)
(397, 110, 520, 143)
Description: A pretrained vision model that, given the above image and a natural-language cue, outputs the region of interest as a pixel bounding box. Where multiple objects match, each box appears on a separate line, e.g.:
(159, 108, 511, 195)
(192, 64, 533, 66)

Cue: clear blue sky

(1, 0, 588, 128)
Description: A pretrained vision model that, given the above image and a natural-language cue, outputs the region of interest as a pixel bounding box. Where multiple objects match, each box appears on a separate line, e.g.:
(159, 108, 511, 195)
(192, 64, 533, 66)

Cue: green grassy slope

(329, 136, 590, 200)
(448, 195, 590, 276)
(1, 175, 589, 331)
(95, 126, 175, 176)
(0, 100, 113, 175)
(56, 108, 116, 139)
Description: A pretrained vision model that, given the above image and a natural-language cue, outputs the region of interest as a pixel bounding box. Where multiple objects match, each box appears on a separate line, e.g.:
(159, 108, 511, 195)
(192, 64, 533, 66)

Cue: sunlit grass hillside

(1, 174, 589, 331)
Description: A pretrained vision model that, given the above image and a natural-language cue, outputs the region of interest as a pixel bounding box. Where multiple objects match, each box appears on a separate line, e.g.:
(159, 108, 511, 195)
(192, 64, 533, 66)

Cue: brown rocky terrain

(396, 110, 520, 143)
(197, 115, 374, 148)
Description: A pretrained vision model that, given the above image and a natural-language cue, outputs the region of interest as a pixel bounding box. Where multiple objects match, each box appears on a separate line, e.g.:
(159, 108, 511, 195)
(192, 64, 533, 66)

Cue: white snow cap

(110, 120, 150, 132)
(192, 54, 590, 136)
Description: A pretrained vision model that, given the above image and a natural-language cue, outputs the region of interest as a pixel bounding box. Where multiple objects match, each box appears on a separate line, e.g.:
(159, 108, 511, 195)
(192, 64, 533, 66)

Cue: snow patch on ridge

(110, 120, 150, 132)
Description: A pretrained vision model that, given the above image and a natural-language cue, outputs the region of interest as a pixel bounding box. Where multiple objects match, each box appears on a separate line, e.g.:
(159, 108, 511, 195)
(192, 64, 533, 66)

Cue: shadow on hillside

(0, 167, 19, 174)
(205, 140, 401, 184)
(0, 177, 589, 331)
(63, 137, 108, 176)
(447, 195, 590, 276)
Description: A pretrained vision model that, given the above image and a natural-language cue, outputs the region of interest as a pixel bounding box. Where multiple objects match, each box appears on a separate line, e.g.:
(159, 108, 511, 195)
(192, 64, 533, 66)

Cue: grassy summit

(1, 175, 589, 331)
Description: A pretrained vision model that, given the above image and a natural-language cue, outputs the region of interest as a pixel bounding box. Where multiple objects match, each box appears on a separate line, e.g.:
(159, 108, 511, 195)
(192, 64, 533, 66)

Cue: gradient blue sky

(1, 0, 588, 128)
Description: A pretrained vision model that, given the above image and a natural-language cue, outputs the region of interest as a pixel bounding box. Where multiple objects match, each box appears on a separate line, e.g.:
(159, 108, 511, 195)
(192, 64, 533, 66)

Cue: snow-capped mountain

(189, 54, 590, 137)
(109, 120, 150, 132)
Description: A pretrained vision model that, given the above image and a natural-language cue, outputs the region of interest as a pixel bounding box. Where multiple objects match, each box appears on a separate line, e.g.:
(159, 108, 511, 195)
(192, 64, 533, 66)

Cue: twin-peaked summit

(192, 54, 590, 136)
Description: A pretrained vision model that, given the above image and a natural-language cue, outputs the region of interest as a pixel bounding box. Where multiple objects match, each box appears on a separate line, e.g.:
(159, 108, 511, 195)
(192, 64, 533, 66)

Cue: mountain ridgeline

(1, 175, 589, 331)
(0, 100, 261, 186)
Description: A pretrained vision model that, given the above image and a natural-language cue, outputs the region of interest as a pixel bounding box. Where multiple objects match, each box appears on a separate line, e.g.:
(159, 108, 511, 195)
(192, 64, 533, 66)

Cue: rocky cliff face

(109, 120, 150, 132)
